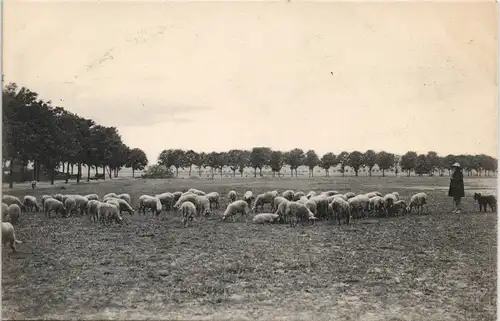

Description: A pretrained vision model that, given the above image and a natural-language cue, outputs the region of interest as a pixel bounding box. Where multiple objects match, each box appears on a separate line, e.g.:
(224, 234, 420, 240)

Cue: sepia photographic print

(1, 1, 498, 320)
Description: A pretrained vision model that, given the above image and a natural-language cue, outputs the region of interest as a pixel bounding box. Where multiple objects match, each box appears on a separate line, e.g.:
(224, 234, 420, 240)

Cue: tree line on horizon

(3, 83, 149, 188)
(153, 148, 497, 179)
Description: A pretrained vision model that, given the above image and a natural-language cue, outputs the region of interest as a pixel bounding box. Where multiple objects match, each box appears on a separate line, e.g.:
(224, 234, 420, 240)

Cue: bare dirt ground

(2, 176, 497, 320)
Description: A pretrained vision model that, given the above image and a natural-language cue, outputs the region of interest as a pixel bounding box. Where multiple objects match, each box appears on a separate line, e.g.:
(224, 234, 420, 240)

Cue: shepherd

(448, 162, 465, 214)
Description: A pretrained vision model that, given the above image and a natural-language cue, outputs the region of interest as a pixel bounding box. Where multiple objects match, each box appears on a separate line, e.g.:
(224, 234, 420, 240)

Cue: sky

(4, 1, 498, 163)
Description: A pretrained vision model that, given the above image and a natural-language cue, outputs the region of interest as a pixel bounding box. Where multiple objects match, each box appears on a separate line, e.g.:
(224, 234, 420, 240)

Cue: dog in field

(473, 193, 497, 213)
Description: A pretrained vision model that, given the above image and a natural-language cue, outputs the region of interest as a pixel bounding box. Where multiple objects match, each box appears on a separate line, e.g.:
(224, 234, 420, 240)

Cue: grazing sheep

(2, 203, 9, 222)
(44, 198, 67, 218)
(252, 192, 276, 213)
(107, 198, 134, 215)
(365, 191, 383, 199)
(369, 196, 386, 217)
(117, 193, 131, 204)
(383, 193, 398, 216)
(67, 195, 89, 215)
(85, 194, 99, 201)
(306, 191, 317, 199)
(205, 192, 220, 209)
(282, 190, 295, 201)
(97, 202, 123, 224)
(331, 198, 351, 225)
(187, 188, 206, 196)
(173, 193, 198, 210)
(23, 195, 40, 213)
(195, 195, 211, 216)
(41, 195, 53, 209)
(87, 200, 101, 222)
(64, 197, 78, 216)
(172, 191, 183, 202)
(392, 200, 408, 216)
(348, 195, 370, 219)
(296, 196, 309, 204)
(292, 192, 306, 201)
(272, 196, 287, 212)
(222, 200, 251, 222)
(243, 191, 255, 206)
(309, 194, 329, 219)
(227, 190, 237, 203)
(391, 192, 400, 201)
(344, 192, 356, 199)
(7, 204, 21, 226)
(473, 193, 497, 212)
(180, 201, 197, 227)
(275, 199, 291, 223)
(103, 193, 118, 200)
(322, 190, 340, 197)
(285, 202, 317, 227)
(407, 193, 428, 214)
(2, 195, 25, 212)
(155, 192, 175, 211)
(253, 213, 280, 224)
(304, 199, 317, 215)
(138, 196, 162, 216)
(2, 222, 22, 253)
(53, 194, 64, 202)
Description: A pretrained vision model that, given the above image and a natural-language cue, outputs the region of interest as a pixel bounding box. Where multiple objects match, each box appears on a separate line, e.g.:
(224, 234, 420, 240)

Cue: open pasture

(2, 176, 497, 320)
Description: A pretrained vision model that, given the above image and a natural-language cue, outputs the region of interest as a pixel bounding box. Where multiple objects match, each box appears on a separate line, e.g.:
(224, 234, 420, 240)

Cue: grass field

(2, 176, 497, 320)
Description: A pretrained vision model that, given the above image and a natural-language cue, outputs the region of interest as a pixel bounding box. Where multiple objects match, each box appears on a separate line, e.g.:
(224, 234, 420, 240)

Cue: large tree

(337, 151, 349, 177)
(284, 148, 305, 177)
(319, 152, 337, 177)
(425, 151, 440, 176)
(363, 150, 377, 177)
(376, 151, 394, 177)
(269, 150, 284, 177)
(157, 149, 186, 177)
(183, 150, 199, 177)
(126, 148, 148, 178)
(347, 151, 364, 176)
(304, 150, 320, 177)
(400, 151, 418, 177)
(249, 147, 272, 177)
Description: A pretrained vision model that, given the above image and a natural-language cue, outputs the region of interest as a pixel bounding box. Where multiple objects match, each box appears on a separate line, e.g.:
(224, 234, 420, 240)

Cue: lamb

(180, 201, 197, 227)
(173, 193, 198, 210)
(344, 192, 356, 199)
(103, 193, 118, 200)
(2, 203, 9, 222)
(272, 196, 287, 212)
(41, 195, 53, 208)
(292, 192, 305, 201)
(473, 193, 497, 212)
(85, 194, 99, 201)
(2, 195, 25, 212)
(331, 198, 351, 225)
(2, 222, 22, 253)
(252, 192, 276, 213)
(383, 193, 398, 216)
(321, 190, 340, 197)
(348, 194, 370, 219)
(7, 204, 21, 226)
(406, 193, 428, 215)
(64, 197, 78, 216)
(227, 190, 237, 203)
(107, 198, 134, 215)
(87, 200, 101, 222)
(392, 200, 408, 216)
(252, 213, 280, 224)
(97, 202, 123, 224)
(155, 192, 175, 211)
(282, 190, 295, 201)
(139, 196, 163, 216)
(195, 195, 211, 216)
(187, 188, 206, 196)
(23, 195, 40, 213)
(243, 191, 255, 206)
(205, 192, 220, 209)
(44, 198, 67, 218)
(365, 191, 383, 199)
(306, 191, 317, 199)
(172, 191, 183, 202)
(117, 193, 131, 204)
(285, 202, 317, 227)
(222, 200, 251, 222)
(369, 196, 386, 217)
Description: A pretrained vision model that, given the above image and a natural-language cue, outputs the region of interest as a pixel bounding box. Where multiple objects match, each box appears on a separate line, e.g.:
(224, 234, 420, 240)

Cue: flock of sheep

(1, 188, 429, 253)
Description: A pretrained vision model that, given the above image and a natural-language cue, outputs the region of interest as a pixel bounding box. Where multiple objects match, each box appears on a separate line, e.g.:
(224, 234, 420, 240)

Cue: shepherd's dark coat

(448, 169, 465, 198)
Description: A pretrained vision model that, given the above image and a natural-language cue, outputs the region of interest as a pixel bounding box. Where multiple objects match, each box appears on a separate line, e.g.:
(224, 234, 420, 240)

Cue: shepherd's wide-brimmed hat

(452, 162, 461, 168)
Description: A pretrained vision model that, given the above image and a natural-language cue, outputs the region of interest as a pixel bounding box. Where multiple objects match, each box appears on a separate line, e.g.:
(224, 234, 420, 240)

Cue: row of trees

(157, 148, 498, 178)
(3, 83, 149, 188)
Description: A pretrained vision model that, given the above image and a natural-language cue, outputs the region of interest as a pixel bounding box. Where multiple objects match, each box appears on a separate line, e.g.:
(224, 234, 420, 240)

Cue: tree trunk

(232, 169, 236, 177)
(240, 170, 244, 177)
(176, 167, 179, 177)
(102, 166, 105, 180)
(65, 163, 70, 184)
(296, 169, 299, 177)
(259, 168, 263, 177)
(50, 167, 55, 185)
(355, 169, 358, 177)
(369, 168, 372, 177)
(189, 166, 192, 177)
(36, 161, 41, 181)
(77, 163, 81, 183)
(95, 166, 99, 176)
(220, 168, 223, 178)
(382, 169, 385, 177)
(9, 158, 14, 188)
(407, 170, 411, 177)
(132, 168, 135, 178)
(71, 164, 74, 175)
(87, 165, 91, 181)
(254, 168, 257, 177)
(291, 168, 294, 177)
(107, 166, 112, 179)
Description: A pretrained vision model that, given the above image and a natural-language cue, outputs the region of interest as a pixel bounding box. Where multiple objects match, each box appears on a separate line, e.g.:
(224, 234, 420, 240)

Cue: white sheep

(365, 191, 383, 199)
(67, 195, 89, 215)
(306, 191, 317, 199)
(2, 222, 22, 253)
(272, 196, 287, 212)
(348, 194, 370, 219)
(243, 191, 255, 206)
(172, 191, 183, 202)
(139, 196, 162, 216)
(282, 190, 295, 201)
(2, 195, 25, 212)
(173, 193, 198, 210)
(205, 192, 220, 209)
(87, 200, 101, 222)
(391, 192, 400, 201)
(107, 198, 134, 215)
(187, 188, 206, 196)
(23, 195, 40, 213)
(222, 200, 251, 222)
(383, 193, 398, 216)
(292, 192, 306, 201)
(252, 192, 276, 213)
(2, 203, 9, 222)
(64, 197, 78, 216)
(117, 193, 131, 204)
(227, 190, 237, 203)
(344, 192, 356, 199)
(41, 195, 53, 208)
(304, 199, 317, 215)
(392, 200, 408, 216)
(321, 190, 340, 197)
(103, 193, 118, 200)
(274, 199, 290, 223)
(155, 192, 175, 211)
(331, 198, 351, 225)
(252, 213, 280, 224)
(180, 201, 197, 227)
(44, 198, 67, 218)
(97, 202, 123, 224)
(195, 195, 211, 216)
(84, 194, 99, 201)
(53, 194, 64, 202)
(285, 202, 317, 227)
(369, 196, 386, 216)
(407, 193, 428, 214)
(309, 194, 329, 219)
(332, 194, 348, 201)
(7, 204, 21, 226)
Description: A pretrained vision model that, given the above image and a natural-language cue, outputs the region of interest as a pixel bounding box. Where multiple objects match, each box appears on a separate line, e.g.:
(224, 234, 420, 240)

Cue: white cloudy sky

(4, 1, 497, 163)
